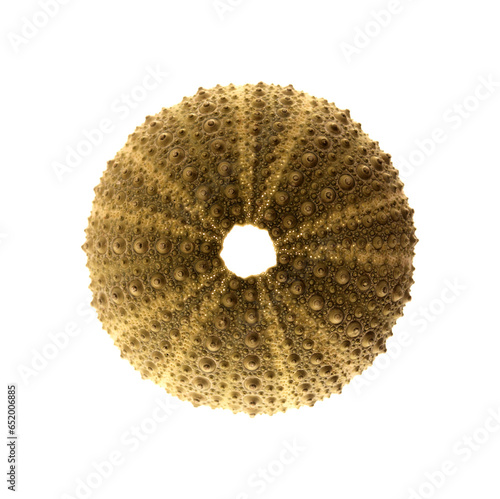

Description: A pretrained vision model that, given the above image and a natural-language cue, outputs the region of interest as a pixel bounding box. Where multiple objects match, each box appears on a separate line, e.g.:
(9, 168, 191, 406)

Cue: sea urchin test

(83, 82, 417, 416)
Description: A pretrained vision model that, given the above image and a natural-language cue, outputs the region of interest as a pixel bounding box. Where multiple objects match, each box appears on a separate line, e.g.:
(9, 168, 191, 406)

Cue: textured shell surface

(83, 82, 417, 416)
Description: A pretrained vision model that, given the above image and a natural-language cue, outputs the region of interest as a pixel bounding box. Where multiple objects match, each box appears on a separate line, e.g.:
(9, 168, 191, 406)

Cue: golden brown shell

(83, 82, 417, 416)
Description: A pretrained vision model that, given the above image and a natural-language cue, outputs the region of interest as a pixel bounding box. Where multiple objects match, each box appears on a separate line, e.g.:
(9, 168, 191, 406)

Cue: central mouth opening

(220, 224, 277, 278)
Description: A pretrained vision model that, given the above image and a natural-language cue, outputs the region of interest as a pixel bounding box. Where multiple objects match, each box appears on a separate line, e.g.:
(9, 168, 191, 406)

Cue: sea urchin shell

(83, 82, 417, 416)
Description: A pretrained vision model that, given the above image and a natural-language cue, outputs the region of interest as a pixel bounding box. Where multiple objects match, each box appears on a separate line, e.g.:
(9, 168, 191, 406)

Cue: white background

(2, 1, 500, 498)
